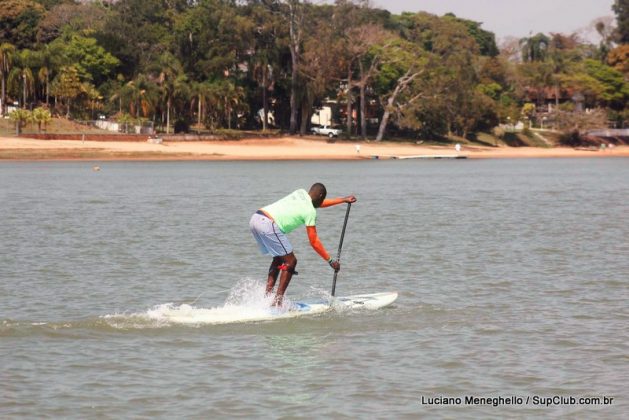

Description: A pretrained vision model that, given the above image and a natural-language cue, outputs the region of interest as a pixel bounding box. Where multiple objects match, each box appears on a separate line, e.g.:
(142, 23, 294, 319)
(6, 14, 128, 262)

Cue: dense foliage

(0, 0, 627, 139)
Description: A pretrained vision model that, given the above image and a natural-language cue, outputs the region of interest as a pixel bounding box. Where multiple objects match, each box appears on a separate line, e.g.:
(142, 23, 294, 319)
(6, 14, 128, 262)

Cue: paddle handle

(331, 202, 351, 296)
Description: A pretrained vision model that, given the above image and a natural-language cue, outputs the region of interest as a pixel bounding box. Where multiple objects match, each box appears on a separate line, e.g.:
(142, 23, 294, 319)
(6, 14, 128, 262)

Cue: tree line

(1, 0, 628, 140)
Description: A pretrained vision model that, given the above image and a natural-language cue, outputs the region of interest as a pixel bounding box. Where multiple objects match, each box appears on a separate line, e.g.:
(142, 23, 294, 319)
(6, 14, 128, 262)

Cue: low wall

(19, 133, 280, 142)
(20, 133, 152, 142)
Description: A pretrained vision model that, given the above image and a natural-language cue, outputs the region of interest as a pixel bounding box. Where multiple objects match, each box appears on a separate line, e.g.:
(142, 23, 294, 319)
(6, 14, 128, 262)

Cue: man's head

(309, 183, 327, 208)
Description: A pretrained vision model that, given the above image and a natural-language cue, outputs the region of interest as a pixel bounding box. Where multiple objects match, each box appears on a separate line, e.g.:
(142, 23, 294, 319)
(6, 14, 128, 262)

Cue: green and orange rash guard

(307, 198, 348, 261)
(320, 197, 346, 208)
(261, 190, 348, 262)
(262, 189, 317, 234)
(306, 225, 330, 261)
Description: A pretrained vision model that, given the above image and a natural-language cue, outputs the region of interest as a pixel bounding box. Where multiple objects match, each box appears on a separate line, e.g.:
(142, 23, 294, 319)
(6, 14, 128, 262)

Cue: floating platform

(370, 154, 468, 160)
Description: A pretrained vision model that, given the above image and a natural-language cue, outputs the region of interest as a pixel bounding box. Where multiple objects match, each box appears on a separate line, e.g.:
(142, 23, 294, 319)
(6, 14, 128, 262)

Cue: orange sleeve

(320, 197, 345, 208)
(306, 226, 331, 261)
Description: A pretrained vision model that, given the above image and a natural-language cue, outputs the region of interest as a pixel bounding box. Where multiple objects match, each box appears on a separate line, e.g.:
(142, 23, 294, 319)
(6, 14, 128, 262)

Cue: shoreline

(1, 136, 628, 161)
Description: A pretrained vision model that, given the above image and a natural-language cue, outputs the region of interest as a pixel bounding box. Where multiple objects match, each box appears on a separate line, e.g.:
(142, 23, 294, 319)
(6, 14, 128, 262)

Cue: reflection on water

(263, 333, 332, 405)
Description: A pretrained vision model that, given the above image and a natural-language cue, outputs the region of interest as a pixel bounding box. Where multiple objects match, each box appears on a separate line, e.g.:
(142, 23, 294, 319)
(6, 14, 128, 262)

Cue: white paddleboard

(158, 291, 398, 325)
(295, 291, 399, 312)
(247, 291, 398, 323)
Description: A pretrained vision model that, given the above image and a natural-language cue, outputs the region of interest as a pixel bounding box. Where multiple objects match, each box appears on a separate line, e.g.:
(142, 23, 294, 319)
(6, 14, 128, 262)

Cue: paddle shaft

(331, 202, 351, 296)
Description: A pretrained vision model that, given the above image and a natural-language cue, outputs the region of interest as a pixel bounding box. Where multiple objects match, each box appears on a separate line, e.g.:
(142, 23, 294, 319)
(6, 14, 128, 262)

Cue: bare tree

(376, 67, 426, 141)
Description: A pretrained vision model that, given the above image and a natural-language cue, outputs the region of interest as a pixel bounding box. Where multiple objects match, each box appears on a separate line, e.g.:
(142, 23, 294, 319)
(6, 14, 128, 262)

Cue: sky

(369, 0, 615, 41)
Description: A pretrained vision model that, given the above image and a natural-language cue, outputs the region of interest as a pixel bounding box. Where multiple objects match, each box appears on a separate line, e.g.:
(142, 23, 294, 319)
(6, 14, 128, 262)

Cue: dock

(370, 154, 468, 160)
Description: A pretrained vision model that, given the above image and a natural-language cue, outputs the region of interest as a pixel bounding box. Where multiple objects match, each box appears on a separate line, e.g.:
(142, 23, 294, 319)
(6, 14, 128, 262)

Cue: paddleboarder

(250, 183, 356, 306)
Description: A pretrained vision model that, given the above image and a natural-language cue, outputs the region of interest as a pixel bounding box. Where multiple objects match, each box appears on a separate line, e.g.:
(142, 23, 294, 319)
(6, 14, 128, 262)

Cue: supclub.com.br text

(420, 395, 615, 407)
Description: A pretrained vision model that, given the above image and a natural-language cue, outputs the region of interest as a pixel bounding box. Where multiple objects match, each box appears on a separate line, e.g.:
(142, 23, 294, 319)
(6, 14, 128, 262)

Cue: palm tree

(9, 108, 31, 135)
(250, 5, 280, 131)
(219, 81, 246, 130)
(8, 50, 36, 109)
(32, 107, 52, 133)
(109, 80, 133, 116)
(0, 43, 16, 116)
(154, 53, 188, 134)
(109, 75, 158, 120)
(83, 83, 102, 120)
(190, 81, 216, 128)
(136, 75, 160, 119)
(251, 59, 275, 131)
(203, 81, 226, 130)
(519, 33, 550, 62)
(36, 45, 59, 107)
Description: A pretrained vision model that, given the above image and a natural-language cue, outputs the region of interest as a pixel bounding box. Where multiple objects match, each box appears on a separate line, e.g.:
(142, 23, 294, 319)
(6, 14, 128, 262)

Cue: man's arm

(306, 226, 341, 271)
(320, 195, 357, 208)
(306, 226, 331, 261)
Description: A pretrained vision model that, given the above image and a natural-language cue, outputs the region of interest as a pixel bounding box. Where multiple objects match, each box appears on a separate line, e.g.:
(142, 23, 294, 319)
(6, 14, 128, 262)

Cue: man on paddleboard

(250, 183, 356, 306)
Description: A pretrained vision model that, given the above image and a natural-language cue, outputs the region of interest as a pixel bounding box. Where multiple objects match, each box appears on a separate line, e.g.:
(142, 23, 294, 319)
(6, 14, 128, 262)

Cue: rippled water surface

(1, 159, 628, 418)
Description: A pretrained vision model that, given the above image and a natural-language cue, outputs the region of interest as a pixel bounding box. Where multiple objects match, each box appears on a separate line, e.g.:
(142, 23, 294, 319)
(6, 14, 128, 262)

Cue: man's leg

(266, 256, 282, 294)
(274, 252, 298, 306)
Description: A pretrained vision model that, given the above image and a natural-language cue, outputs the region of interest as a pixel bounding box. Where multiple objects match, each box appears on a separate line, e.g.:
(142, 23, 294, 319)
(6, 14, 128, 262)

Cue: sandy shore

(1, 136, 628, 160)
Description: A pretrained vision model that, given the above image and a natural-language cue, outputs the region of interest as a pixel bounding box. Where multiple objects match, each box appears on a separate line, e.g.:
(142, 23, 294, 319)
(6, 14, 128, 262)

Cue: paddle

(331, 202, 351, 297)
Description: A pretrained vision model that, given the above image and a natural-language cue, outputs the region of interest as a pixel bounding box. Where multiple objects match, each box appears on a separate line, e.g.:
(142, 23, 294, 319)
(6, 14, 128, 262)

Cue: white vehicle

(311, 124, 341, 138)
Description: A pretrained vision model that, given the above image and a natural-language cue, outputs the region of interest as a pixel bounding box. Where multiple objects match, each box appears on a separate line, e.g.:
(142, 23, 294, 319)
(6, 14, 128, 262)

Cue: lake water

(1, 159, 627, 418)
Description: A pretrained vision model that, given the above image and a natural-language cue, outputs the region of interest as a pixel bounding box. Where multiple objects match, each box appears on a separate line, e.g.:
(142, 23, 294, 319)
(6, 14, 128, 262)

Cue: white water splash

(99, 280, 394, 328)
(103, 279, 299, 327)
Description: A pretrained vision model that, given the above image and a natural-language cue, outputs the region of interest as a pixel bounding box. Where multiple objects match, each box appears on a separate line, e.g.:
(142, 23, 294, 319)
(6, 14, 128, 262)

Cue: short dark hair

(309, 182, 327, 198)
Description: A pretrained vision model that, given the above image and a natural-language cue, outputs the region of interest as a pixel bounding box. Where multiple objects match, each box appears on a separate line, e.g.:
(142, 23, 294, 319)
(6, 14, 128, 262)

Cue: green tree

(220, 81, 248, 130)
(323, 0, 372, 137)
(352, 25, 391, 139)
(516, 61, 554, 106)
(282, 0, 307, 134)
(0, 42, 16, 115)
(202, 80, 227, 130)
(521, 102, 536, 127)
(259, 0, 310, 134)
(0, 0, 46, 48)
(613, 0, 629, 43)
(297, 4, 347, 135)
(84, 83, 103, 120)
(98, 0, 183, 78)
(583, 59, 628, 107)
(545, 33, 582, 107)
(153, 52, 189, 134)
(520, 33, 550, 62)
(8, 49, 36, 108)
(555, 58, 629, 109)
(394, 11, 486, 138)
(51, 65, 84, 117)
(31, 106, 51, 132)
(111, 75, 159, 119)
(246, 1, 283, 131)
(372, 37, 431, 140)
(443, 13, 499, 57)
(36, 1, 109, 43)
(174, 0, 251, 81)
(9, 108, 31, 135)
(134, 74, 160, 119)
(34, 44, 63, 107)
(190, 81, 215, 128)
(595, 20, 616, 62)
(50, 33, 120, 86)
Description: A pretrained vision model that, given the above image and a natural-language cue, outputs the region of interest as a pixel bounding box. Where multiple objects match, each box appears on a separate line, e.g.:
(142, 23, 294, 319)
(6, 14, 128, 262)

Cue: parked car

(311, 125, 341, 138)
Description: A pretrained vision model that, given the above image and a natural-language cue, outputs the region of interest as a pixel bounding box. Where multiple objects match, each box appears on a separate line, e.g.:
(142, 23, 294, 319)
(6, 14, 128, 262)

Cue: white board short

(249, 212, 293, 257)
